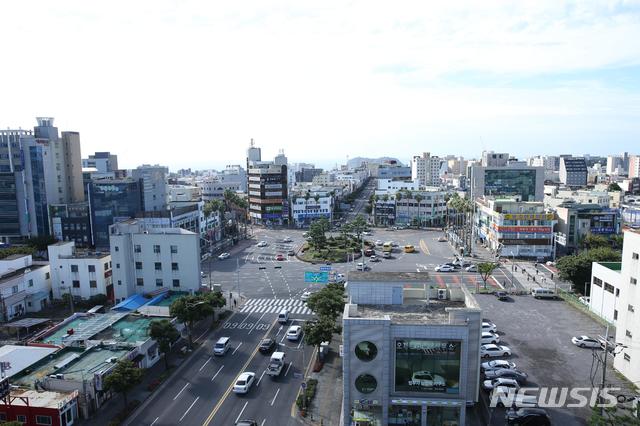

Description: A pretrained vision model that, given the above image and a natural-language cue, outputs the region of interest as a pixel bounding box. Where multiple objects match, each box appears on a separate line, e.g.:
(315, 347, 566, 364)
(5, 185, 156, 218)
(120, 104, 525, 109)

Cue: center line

(179, 396, 199, 422)
(151, 417, 159, 426)
(270, 388, 280, 406)
(261, 419, 266, 426)
(235, 401, 249, 424)
(232, 342, 243, 355)
(173, 383, 189, 400)
(199, 357, 211, 372)
(248, 311, 267, 335)
(257, 369, 266, 386)
(284, 361, 292, 376)
(211, 365, 224, 381)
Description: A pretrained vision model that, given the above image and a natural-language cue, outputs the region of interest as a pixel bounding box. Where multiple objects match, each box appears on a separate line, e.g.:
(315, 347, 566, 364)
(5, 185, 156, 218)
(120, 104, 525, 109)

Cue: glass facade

(0, 172, 20, 236)
(90, 180, 143, 248)
(28, 144, 49, 236)
(484, 169, 537, 201)
(395, 340, 461, 394)
(389, 405, 421, 426)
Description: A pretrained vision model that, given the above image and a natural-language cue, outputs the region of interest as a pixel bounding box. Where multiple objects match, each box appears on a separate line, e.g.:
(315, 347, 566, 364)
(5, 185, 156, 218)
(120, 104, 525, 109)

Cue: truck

(382, 242, 393, 253)
(266, 352, 287, 376)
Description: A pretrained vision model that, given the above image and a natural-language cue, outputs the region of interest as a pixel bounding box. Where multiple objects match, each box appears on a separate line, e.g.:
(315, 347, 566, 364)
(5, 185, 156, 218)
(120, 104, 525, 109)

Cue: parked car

(484, 369, 528, 384)
(408, 371, 446, 389)
(301, 291, 313, 302)
(257, 241, 268, 247)
(233, 372, 256, 394)
(435, 265, 455, 272)
(356, 262, 368, 271)
(286, 325, 302, 341)
(437, 236, 447, 242)
(481, 359, 516, 373)
(363, 231, 372, 236)
(481, 344, 512, 358)
(480, 331, 500, 345)
(333, 273, 346, 283)
(495, 291, 508, 301)
(404, 245, 415, 253)
(465, 264, 478, 272)
(218, 252, 230, 260)
(571, 335, 602, 348)
(483, 377, 521, 391)
(375, 240, 383, 246)
(282, 237, 293, 243)
(287, 250, 295, 256)
(482, 322, 498, 333)
(275, 254, 285, 261)
(369, 255, 379, 262)
(505, 408, 551, 425)
(258, 338, 276, 354)
(491, 386, 538, 408)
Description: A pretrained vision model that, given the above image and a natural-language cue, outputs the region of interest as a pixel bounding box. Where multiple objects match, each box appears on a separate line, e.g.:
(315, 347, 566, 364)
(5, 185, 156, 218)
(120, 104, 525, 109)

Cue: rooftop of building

(0, 345, 58, 378)
(37, 312, 128, 346)
(348, 271, 432, 282)
(348, 298, 468, 324)
(597, 262, 622, 272)
(90, 315, 153, 344)
(3, 388, 78, 409)
(0, 263, 47, 284)
(1, 253, 32, 261)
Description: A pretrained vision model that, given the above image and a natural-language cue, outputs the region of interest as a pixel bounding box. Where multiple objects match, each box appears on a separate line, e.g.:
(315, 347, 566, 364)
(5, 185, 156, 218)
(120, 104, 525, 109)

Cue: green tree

(26, 235, 58, 251)
(414, 194, 424, 227)
(149, 319, 180, 370)
(103, 360, 143, 409)
(0, 246, 36, 260)
(607, 182, 622, 192)
(203, 199, 224, 218)
(303, 316, 342, 359)
(170, 295, 214, 348)
(588, 405, 640, 425)
(308, 218, 328, 250)
(478, 262, 498, 290)
(556, 247, 622, 294)
(306, 286, 345, 320)
(204, 290, 227, 323)
(582, 234, 610, 250)
(349, 215, 368, 243)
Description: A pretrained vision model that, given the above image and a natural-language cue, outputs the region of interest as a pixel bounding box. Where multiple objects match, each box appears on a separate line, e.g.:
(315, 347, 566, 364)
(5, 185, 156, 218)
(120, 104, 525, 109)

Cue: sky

(1, 0, 640, 171)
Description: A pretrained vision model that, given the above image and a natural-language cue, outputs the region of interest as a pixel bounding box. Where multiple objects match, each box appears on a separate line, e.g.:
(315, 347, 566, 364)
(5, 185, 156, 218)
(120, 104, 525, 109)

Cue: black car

(236, 421, 258, 426)
(495, 291, 508, 300)
(287, 250, 295, 256)
(484, 368, 528, 384)
(506, 408, 551, 425)
(258, 338, 276, 354)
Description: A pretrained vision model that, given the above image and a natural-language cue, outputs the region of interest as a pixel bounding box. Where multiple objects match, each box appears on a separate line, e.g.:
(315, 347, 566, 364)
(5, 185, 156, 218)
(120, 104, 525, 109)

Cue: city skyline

(2, 1, 640, 170)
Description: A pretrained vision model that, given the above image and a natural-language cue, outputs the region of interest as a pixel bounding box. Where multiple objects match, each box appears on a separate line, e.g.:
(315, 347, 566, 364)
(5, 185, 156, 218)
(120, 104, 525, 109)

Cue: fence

(556, 287, 615, 329)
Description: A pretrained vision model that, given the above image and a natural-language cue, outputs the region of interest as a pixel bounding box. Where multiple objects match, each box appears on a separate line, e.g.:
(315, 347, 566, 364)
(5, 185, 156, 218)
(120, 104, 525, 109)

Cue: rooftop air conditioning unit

(437, 289, 448, 300)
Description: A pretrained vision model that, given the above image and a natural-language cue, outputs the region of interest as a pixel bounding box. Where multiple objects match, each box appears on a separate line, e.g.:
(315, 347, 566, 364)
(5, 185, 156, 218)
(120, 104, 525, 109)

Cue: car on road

(218, 252, 230, 260)
(356, 262, 369, 271)
(286, 325, 302, 341)
(443, 262, 461, 269)
(287, 250, 295, 256)
(364, 248, 375, 256)
(482, 321, 498, 333)
(282, 237, 293, 243)
(257, 241, 268, 247)
(437, 236, 447, 242)
(383, 252, 391, 259)
(484, 369, 528, 384)
(435, 264, 455, 272)
(408, 371, 446, 389)
(233, 372, 256, 394)
(333, 273, 346, 283)
(301, 291, 313, 301)
(483, 377, 521, 391)
(404, 244, 415, 253)
(258, 338, 276, 354)
(481, 344, 512, 358)
(302, 232, 309, 237)
(236, 421, 258, 426)
(495, 291, 508, 300)
(505, 407, 551, 425)
(363, 231, 372, 236)
(275, 254, 285, 261)
(571, 335, 602, 348)
(369, 255, 379, 262)
(481, 359, 516, 373)
(465, 264, 477, 272)
(480, 331, 500, 345)
(375, 240, 383, 246)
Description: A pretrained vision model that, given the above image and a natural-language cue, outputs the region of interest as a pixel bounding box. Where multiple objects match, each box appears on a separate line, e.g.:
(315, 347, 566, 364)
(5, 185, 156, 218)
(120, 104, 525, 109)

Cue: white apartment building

(48, 241, 113, 301)
(131, 164, 168, 212)
(588, 230, 640, 385)
(629, 155, 640, 179)
(199, 176, 245, 201)
(544, 189, 611, 210)
(376, 179, 422, 193)
(168, 185, 201, 202)
(0, 254, 51, 321)
(411, 152, 442, 186)
(290, 192, 334, 227)
(109, 220, 201, 303)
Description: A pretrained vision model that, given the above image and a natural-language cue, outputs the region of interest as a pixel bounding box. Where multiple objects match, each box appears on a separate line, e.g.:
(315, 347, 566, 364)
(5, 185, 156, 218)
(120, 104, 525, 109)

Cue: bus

(382, 242, 393, 253)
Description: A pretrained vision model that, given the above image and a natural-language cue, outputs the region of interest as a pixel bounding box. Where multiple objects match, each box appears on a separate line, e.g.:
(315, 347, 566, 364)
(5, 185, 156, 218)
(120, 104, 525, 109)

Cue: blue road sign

(301, 382, 307, 389)
(319, 266, 332, 272)
(304, 271, 329, 283)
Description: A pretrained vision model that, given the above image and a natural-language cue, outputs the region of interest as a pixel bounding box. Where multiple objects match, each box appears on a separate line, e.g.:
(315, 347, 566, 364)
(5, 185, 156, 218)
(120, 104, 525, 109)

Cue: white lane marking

(199, 357, 211, 372)
(232, 342, 243, 355)
(194, 328, 209, 343)
(284, 361, 292, 376)
(150, 417, 159, 426)
(270, 388, 280, 406)
(211, 365, 224, 381)
(261, 419, 266, 426)
(297, 338, 303, 349)
(235, 401, 249, 424)
(248, 311, 267, 335)
(257, 369, 266, 386)
(179, 396, 199, 422)
(173, 383, 189, 400)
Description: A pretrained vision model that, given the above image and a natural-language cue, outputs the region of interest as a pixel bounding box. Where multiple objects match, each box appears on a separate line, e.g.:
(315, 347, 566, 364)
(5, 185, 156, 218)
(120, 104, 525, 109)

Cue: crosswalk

(239, 298, 314, 315)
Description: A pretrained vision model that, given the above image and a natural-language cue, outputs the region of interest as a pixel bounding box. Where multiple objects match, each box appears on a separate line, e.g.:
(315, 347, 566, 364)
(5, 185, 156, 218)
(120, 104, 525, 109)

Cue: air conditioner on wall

(437, 289, 447, 300)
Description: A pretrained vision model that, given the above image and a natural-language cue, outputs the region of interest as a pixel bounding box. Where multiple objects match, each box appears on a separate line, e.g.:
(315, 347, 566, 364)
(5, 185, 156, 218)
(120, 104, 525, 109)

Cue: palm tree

(414, 194, 424, 228)
(395, 192, 403, 225)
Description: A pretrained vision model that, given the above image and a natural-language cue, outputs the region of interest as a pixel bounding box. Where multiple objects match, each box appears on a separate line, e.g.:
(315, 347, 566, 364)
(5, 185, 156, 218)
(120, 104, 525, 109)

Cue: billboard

(395, 339, 461, 394)
(304, 271, 329, 283)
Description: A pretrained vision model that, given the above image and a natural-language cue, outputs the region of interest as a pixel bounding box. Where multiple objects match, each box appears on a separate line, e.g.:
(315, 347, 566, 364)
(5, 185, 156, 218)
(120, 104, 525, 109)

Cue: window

(104, 263, 109, 271)
(17, 414, 26, 423)
(631, 277, 638, 285)
(72, 280, 80, 288)
(626, 330, 633, 338)
(0, 413, 5, 421)
(90, 280, 97, 288)
(604, 283, 615, 294)
(354, 341, 378, 362)
(134, 244, 141, 253)
(173, 279, 180, 288)
(624, 353, 631, 362)
(593, 277, 602, 287)
(155, 262, 162, 271)
(136, 278, 144, 286)
(154, 245, 161, 254)
(28, 279, 33, 287)
(614, 310, 618, 320)
(172, 262, 179, 271)
(116, 263, 120, 269)
(88, 265, 95, 273)
(629, 305, 635, 313)
(118, 280, 122, 286)
(36, 415, 52, 425)
(354, 374, 377, 394)
(45, 272, 50, 279)
(170, 245, 178, 254)
(71, 265, 78, 272)
(136, 262, 143, 270)
(115, 246, 119, 252)
(616, 288, 620, 297)
(633, 253, 639, 260)
(156, 278, 163, 287)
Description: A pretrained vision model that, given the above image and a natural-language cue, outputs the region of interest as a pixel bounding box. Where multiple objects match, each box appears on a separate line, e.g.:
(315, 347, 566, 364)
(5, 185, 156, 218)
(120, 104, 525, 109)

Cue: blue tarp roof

(111, 291, 169, 312)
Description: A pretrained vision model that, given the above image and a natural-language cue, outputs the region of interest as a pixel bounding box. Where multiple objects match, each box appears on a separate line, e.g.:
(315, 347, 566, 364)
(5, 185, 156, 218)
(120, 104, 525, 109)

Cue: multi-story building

(559, 157, 588, 187)
(342, 271, 482, 426)
(168, 184, 202, 202)
(629, 155, 640, 179)
(0, 254, 51, 321)
(82, 151, 119, 174)
(247, 162, 289, 226)
(481, 151, 509, 167)
(394, 190, 448, 228)
(0, 388, 78, 426)
(377, 179, 422, 193)
(376, 164, 412, 180)
(587, 230, 640, 385)
(373, 198, 397, 227)
(411, 152, 443, 186)
(474, 197, 556, 259)
(199, 177, 245, 201)
(290, 190, 334, 227)
(470, 165, 545, 202)
(294, 167, 324, 183)
(109, 220, 201, 303)
(554, 203, 620, 253)
(48, 241, 113, 301)
(49, 202, 93, 246)
(606, 155, 624, 176)
(544, 188, 612, 210)
(131, 164, 168, 212)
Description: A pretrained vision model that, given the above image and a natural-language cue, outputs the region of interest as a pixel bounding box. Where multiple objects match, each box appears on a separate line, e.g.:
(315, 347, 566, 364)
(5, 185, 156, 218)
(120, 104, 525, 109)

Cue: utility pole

(600, 324, 609, 416)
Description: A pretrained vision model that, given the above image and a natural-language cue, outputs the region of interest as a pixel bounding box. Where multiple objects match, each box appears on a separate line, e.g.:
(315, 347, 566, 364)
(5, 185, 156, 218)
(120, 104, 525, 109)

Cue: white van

(278, 309, 289, 324)
(213, 337, 230, 356)
(531, 288, 556, 299)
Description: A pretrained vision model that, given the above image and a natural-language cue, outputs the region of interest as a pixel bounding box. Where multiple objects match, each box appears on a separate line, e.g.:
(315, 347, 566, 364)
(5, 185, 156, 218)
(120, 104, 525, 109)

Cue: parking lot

(475, 293, 634, 425)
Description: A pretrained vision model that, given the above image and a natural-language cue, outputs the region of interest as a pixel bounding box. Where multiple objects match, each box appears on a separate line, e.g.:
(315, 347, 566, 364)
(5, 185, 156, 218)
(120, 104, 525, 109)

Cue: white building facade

(0, 254, 51, 321)
(291, 193, 334, 227)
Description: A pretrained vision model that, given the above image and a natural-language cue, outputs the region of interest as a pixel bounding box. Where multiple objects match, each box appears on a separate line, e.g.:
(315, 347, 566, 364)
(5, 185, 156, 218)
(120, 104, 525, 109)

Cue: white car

(491, 386, 538, 408)
(369, 255, 379, 262)
(435, 265, 455, 272)
(218, 252, 230, 260)
(356, 262, 368, 271)
(481, 344, 512, 358)
(483, 377, 520, 391)
(257, 241, 268, 247)
(233, 372, 256, 394)
(333, 273, 346, 283)
(286, 325, 302, 341)
(571, 335, 602, 348)
(408, 371, 446, 389)
(465, 264, 477, 272)
(301, 291, 312, 302)
(481, 360, 516, 373)
(482, 322, 498, 333)
(282, 237, 293, 243)
(363, 231, 372, 236)
(480, 331, 500, 345)
(375, 240, 383, 246)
